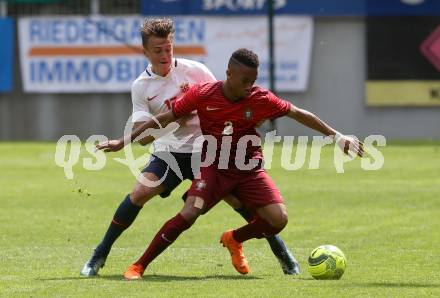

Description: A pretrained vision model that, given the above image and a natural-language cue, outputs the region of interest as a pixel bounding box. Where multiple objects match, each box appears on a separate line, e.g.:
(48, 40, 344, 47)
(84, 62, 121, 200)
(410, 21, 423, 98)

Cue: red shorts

(187, 165, 284, 213)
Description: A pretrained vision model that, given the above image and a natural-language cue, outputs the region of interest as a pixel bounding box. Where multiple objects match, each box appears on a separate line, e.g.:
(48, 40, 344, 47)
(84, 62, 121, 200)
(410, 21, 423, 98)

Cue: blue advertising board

(141, 0, 440, 16)
(0, 18, 14, 92)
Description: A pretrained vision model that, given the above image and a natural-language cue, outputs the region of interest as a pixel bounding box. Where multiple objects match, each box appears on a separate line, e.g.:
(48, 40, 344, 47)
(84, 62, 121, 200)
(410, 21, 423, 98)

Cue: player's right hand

(336, 135, 364, 158)
(96, 139, 124, 152)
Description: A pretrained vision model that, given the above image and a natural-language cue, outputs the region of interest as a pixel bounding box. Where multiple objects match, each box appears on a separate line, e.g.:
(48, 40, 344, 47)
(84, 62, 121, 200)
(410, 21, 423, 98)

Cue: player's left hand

(96, 139, 125, 152)
(336, 134, 364, 158)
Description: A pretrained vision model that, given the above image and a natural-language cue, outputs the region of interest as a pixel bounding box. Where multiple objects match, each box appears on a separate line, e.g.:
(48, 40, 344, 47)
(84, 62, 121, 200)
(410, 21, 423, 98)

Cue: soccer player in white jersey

(81, 18, 299, 277)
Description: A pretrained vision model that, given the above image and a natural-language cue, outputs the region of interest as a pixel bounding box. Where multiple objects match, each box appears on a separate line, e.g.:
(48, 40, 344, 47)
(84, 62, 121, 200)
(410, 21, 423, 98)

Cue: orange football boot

(220, 230, 250, 275)
(124, 264, 144, 280)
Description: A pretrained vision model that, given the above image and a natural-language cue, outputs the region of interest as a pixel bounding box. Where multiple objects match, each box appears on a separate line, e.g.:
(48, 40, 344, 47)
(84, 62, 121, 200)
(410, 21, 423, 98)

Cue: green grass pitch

(0, 142, 439, 297)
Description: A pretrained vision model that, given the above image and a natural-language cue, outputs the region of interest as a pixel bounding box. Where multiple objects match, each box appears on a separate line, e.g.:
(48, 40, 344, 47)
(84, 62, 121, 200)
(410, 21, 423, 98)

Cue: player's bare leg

(222, 195, 300, 275)
(81, 172, 164, 277)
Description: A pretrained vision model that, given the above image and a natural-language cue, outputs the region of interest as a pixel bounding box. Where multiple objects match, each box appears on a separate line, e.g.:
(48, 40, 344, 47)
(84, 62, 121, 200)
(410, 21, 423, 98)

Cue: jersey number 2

(222, 121, 233, 135)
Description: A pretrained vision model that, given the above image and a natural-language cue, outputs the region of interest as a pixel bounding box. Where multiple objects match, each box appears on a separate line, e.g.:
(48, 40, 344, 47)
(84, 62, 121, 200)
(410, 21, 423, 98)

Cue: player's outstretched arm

(133, 122, 155, 146)
(286, 104, 364, 157)
(96, 110, 177, 152)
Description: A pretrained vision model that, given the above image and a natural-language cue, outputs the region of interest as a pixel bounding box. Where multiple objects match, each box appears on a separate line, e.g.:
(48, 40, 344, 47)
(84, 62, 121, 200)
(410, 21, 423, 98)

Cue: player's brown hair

(140, 18, 175, 48)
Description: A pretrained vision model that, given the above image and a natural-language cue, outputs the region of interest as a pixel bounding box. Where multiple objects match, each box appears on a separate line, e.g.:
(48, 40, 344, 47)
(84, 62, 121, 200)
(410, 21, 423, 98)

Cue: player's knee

(180, 207, 202, 225)
(279, 208, 289, 228)
(129, 173, 164, 206)
(130, 191, 148, 206)
(269, 209, 288, 230)
(279, 212, 289, 229)
(180, 209, 200, 225)
(130, 186, 158, 206)
(180, 196, 205, 224)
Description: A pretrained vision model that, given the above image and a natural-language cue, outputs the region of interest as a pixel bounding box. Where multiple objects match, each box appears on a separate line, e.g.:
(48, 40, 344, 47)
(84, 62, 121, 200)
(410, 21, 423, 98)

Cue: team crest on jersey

(244, 108, 253, 120)
(196, 180, 207, 190)
(180, 82, 190, 93)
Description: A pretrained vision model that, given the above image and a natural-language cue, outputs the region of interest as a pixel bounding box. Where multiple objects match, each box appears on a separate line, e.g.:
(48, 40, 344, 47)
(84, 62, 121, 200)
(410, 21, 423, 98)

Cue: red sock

(135, 213, 191, 268)
(232, 217, 282, 243)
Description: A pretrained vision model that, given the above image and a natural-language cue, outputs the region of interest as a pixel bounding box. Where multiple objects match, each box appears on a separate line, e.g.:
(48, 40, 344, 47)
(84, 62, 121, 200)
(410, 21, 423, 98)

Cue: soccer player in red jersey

(97, 48, 363, 279)
(81, 19, 299, 277)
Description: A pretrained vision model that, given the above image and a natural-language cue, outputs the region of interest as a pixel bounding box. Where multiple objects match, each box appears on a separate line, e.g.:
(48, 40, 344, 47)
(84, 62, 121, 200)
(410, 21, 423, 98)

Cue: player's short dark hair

(140, 18, 174, 48)
(230, 48, 259, 68)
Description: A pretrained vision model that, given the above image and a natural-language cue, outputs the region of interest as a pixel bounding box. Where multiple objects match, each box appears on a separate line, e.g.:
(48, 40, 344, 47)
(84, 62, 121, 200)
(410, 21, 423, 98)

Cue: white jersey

(131, 58, 216, 153)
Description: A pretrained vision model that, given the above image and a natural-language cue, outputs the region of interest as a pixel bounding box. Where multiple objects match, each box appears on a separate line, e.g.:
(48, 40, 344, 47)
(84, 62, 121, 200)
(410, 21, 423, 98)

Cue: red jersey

(173, 81, 290, 169)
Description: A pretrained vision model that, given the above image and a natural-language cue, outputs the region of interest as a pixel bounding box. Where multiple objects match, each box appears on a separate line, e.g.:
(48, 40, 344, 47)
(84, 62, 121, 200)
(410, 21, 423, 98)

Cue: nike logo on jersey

(206, 106, 221, 111)
(147, 94, 159, 101)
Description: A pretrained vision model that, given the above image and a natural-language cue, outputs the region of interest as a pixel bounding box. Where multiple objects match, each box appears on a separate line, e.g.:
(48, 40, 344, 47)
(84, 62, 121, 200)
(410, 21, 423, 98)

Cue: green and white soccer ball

(308, 245, 347, 280)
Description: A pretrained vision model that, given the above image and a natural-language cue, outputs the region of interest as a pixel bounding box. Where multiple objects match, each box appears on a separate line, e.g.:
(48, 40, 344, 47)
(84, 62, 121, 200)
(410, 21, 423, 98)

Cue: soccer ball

(308, 245, 347, 280)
